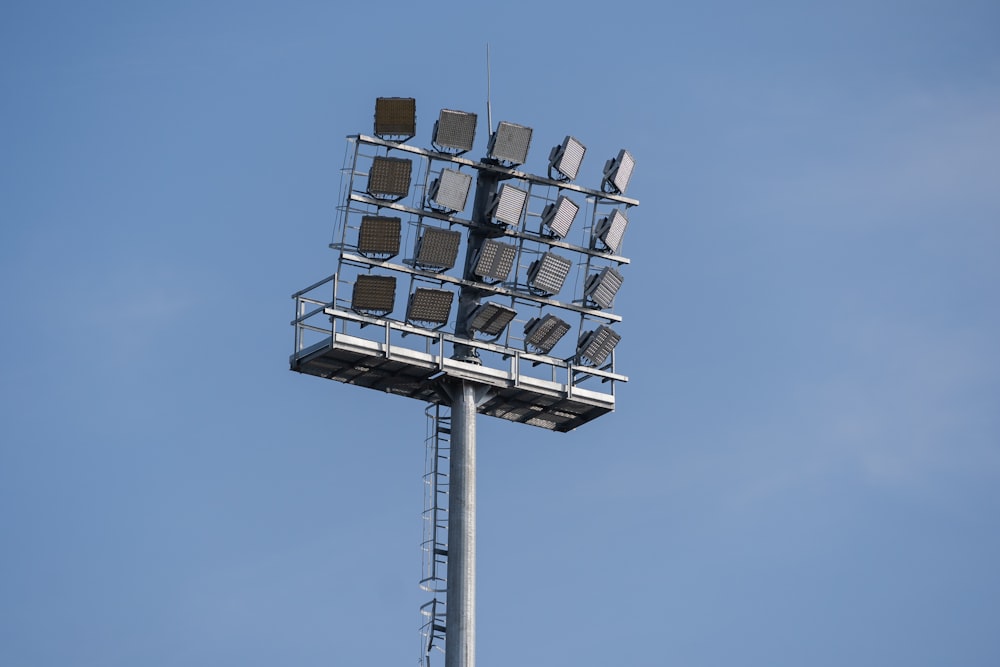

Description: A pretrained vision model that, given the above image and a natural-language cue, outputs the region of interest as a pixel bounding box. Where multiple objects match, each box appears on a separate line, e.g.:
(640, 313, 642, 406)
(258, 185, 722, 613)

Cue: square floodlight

(524, 314, 571, 355)
(374, 97, 416, 139)
(549, 136, 586, 181)
(602, 149, 635, 194)
(491, 184, 527, 226)
(577, 325, 621, 367)
(540, 196, 579, 238)
(407, 288, 454, 325)
(351, 274, 396, 315)
(414, 227, 462, 271)
(487, 121, 532, 165)
(429, 169, 472, 212)
(527, 252, 573, 295)
(367, 156, 412, 199)
(474, 239, 517, 282)
(357, 215, 401, 258)
(585, 266, 624, 309)
(433, 109, 477, 152)
(468, 302, 517, 337)
(594, 209, 629, 253)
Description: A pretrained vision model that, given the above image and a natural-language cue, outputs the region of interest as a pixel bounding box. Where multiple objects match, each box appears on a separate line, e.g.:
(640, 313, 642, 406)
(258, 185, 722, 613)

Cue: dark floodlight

(428, 169, 472, 213)
(414, 228, 462, 272)
(584, 266, 624, 309)
(473, 238, 517, 282)
(490, 184, 528, 226)
(548, 135, 586, 181)
(527, 252, 573, 295)
(468, 302, 517, 337)
(577, 325, 621, 367)
(524, 314, 571, 355)
(593, 209, 629, 253)
(351, 274, 397, 315)
(602, 149, 635, 194)
(407, 288, 454, 325)
(487, 121, 533, 165)
(540, 196, 579, 238)
(357, 215, 401, 259)
(374, 97, 416, 140)
(367, 156, 412, 200)
(432, 109, 477, 153)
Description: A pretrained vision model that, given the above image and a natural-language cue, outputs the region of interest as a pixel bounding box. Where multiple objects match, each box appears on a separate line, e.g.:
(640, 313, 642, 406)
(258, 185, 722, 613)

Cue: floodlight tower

(290, 97, 638, 667)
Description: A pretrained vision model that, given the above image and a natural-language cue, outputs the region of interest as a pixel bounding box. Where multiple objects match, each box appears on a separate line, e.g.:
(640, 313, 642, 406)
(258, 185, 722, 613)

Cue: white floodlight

(602, 149, 635, 194)
(374, 97, 416, 140)
(548, 136, 586, 181)
(540, 196, 579, 238)
(367, 156, 412, 200)
(407, 288, 454, 325)
(584, 266, 624, 309)
(490, 184, 527, 227)
(468, 302, 517, 337)
(351, 274, 397, 315)
(357, 215, 401, 259)
(577, 325, 621, 367)
(473, 238, 517, 282)
(593, 209, 628, 253)
(428, 169, 472, 213)
(523, 314, 571, 355)
(433, 109, 477, 153)
(487, 121, 532, 165)
(527, 252, 573, 295)
(414, 228, 462, 272)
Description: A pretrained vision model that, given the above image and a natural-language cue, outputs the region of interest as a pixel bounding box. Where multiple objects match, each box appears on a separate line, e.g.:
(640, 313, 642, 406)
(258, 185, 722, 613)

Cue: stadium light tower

(290, 96, 638, 667)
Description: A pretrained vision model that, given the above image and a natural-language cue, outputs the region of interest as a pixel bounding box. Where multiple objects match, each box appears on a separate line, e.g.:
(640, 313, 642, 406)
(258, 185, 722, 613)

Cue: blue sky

(2, 1, 998, 665)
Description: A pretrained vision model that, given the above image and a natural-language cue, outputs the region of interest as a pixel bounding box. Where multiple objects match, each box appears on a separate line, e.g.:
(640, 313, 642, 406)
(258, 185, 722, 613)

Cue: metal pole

(445, 380, 478, 667)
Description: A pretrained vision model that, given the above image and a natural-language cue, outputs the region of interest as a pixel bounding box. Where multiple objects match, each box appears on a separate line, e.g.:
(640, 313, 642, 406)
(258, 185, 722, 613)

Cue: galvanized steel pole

(445, 380, 478, 667)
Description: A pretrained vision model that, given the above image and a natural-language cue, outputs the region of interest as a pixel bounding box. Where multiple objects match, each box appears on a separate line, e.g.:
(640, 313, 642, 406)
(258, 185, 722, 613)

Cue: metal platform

(291, 276, 626, 432)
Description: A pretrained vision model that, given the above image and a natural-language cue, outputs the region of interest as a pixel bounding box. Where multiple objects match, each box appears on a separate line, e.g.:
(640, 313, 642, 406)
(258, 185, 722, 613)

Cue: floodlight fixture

(593, 209, 629, 253)
(523, 314, 571, 355)
(428, 169, 472, 213)
(351, 274, 397, 315)
(473, 238, 517, 282)
(367, 156, 412, 200)
(487, 121, 533, 165)
(540, 196, 579, 238)
(527, 251, 573, 295)
(407, 287, 454, 325)
(468, 302, 517, 337)
(374, 97, 416, 140)
(490, 184, 528, 227)
(584, 266, 624, 309)
(602, 149, 635, 194)
(414, 227, 462, 272)
(577, 324, 621, 367)
(357, 215, 401, 259)
(432, 109, 477, 154)
(548, 135, 586, 181)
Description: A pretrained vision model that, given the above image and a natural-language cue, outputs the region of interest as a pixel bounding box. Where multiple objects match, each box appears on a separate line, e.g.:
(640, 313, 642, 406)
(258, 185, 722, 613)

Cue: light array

(548, 136, 586, 181)
(407, 288, 454, 325)
(357, 215, 401, 259)
(428, 168, 472, 213)
(414, 228, 462, 272)
(540, 196, 579, 238)
(468, 303, 517, 337)
(527, 252, 573, 295)
(577, 324, 621, 367)
(352, 274, 397, 315)
(487, 121, 533, 165)
(333, 98, 637, 368)
(474, 239, 517, 282)
(433, 109, 477, 153)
